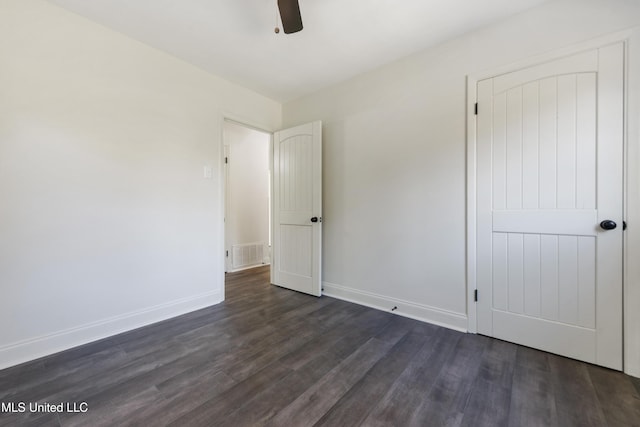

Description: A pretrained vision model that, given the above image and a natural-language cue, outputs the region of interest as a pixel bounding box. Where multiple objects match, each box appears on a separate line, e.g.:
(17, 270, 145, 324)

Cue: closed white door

(272, 121, 322, 296)
(476, 44, 624, 369)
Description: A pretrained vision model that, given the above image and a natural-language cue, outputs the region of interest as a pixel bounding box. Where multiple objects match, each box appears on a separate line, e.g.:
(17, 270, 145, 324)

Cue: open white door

(476, 44, 624, 369)
(272, 121, 322, 296)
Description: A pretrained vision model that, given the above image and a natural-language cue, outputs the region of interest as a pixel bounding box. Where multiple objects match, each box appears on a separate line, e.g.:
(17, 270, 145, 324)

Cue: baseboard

(228, 263, 270, 273)
(0, 290, 223, 370)
(322, 281, 468, 332)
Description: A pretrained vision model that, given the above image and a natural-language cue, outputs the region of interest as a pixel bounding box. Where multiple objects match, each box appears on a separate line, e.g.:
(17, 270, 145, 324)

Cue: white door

(476, 44, 624, 369)
(272, 121, 322, 296)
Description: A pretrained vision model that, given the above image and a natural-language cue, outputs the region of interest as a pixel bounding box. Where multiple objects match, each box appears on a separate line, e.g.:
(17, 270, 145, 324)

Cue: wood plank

(558, 235, 579, 325)
(362, 328, 463, 427)
(540, 234, 559, 320)
(168, 362, 293, 426)
(314, 326, 437, 427)
(407, 333, 489, 426)
(2, 344, 130, 403)
(265, 338, 394, 427)
(587, 365, 640, 427)
(506, 86, 523, 210)
(214, 357, 339, 427)
(577, 236, 596, 328)
(508, 347, 558, 427)
(556, 74, 577, 209)
(523, 234, 541, 317)
(277, 309, 387, 371)
(630, 376, 640, 395)
(460, 378, 511, 427)
(522, 81, 540, 210)
(548, 354, 608, 426)
(492, 92, 507, 211)
(492, 233, 508, 311)
(507, 233, 525, 314)
(538, 77, 557, 209)
(140, 370, 237, 425)
(0, 411, 60, 427)
(61, 386, 164, 427)
(575, 73, 596, 209)
(0, 266, 637, 427)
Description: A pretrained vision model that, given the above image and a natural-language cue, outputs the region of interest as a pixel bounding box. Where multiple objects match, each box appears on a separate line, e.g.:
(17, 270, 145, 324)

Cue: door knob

(600, 220, 617, 230)
(311, 217, 318, 223)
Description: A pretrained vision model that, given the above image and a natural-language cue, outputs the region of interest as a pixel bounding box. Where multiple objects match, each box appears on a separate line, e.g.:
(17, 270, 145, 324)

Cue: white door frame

(466, 30, 632, 368)
(219, 114, 275, 301)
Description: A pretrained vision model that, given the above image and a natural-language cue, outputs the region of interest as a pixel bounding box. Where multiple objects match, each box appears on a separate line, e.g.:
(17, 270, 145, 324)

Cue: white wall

(283, 0, 640, 375)
(224, 121, 271, 270)
(0, 0, 281, 369)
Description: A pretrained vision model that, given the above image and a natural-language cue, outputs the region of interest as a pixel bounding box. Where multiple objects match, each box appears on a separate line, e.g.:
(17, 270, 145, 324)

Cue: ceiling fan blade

(277, 0, 303, 34)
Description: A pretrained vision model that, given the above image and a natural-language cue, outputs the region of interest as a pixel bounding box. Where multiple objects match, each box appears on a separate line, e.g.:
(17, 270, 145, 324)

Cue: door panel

(280, 224, 312, 277)
(272, 121, 322, 296)
(476, 44, 623, 369)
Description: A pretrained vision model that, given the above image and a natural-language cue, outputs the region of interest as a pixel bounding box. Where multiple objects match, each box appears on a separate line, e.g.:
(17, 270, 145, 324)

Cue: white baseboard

(322, 281, 468, 332)
(0, 290, 223, 370)
(228, 263, 270, 273)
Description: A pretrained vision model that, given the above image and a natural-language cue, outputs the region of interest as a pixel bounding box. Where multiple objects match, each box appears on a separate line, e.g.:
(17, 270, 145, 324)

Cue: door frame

(219, 113, 274, 301)
(466, 30, 632, 367)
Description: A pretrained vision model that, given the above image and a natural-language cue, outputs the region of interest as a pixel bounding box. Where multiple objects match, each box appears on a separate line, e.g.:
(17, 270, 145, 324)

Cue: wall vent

(232, 242, 265, 270)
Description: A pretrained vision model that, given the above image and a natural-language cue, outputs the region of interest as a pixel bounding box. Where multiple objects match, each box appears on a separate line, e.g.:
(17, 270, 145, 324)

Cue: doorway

(223, 120, 272, 274)
(221, 119, 323, 298)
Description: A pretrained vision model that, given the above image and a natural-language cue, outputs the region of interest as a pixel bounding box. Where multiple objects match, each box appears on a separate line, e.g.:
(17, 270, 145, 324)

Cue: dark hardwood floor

(1, 265, 639, 426)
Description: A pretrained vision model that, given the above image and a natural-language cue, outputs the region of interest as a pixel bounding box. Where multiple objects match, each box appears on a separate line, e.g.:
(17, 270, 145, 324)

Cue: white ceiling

(48, 0, 549, 102)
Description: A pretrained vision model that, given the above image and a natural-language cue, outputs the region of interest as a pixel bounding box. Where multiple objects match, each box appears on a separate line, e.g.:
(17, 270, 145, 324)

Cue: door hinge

(225, 157, 228, 164)
(226, 250, 229, 257)
(623, 221, 627, 230)
(474, 103, 478, 115)
(474, 289, 478, 302)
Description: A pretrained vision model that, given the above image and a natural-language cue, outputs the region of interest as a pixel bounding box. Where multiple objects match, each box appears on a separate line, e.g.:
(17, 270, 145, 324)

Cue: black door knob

(600, 220, 617, 230)
(311, 217, 318, 223)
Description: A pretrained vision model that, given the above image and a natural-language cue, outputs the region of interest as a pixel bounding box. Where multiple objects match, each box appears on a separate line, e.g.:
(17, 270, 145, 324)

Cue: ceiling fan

(277, 0, 303, 34)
